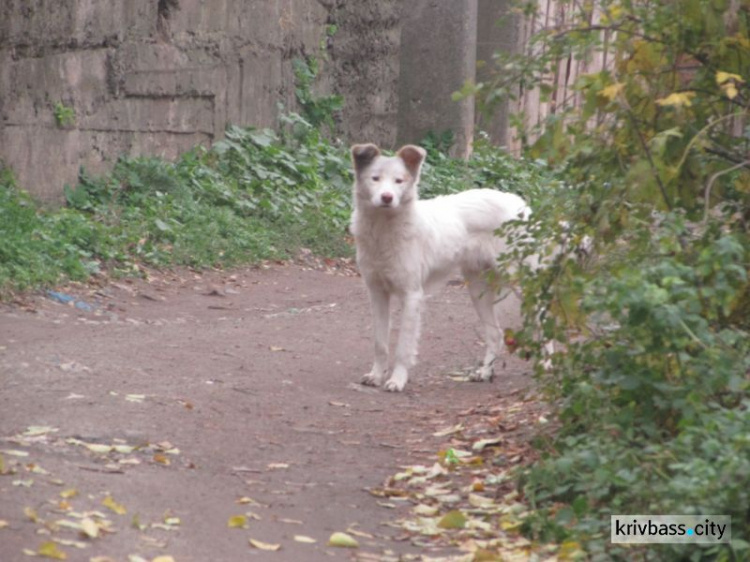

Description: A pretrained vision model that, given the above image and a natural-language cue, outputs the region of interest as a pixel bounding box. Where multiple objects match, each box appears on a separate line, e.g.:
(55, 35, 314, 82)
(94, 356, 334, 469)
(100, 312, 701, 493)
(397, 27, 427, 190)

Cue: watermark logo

(611, 515, 731, 544)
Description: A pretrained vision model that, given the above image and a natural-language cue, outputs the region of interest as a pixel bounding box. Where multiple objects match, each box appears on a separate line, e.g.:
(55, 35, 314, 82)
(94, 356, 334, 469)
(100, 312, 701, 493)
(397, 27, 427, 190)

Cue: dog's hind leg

(465, 275, 503, 382)
(385, 290, 423, 392)
(362, 283, 390, 387)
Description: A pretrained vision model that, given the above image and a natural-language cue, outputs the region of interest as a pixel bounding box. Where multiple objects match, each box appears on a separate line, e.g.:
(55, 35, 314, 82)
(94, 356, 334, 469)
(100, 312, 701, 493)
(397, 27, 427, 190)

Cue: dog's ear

(396, 145, 427, 176)
(351, 144, 381, 175)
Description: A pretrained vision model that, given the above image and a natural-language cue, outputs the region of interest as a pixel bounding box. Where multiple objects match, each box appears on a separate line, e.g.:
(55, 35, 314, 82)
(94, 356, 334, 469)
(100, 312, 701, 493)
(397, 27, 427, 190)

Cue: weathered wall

(0, 0, 520, 201)
(396, 0, 477, 158)
(330, 1, 402, 149)
(476, 0, 521, 148)
(0, 0, 391, 201)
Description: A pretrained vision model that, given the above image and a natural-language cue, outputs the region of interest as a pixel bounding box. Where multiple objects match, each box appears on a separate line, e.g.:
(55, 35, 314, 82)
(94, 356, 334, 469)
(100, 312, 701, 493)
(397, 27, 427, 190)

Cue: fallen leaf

(13, 479, 34, 487)
(2, 449, 30, 457)
(25, 507, 40, 522)
(0, 519, 8, 528)
(248, 538, 281, 551)
(151, 557, 176, 562)
(85, 444, 113, 454)
(164, 517, 180, 526)
(38, 541, 67, 559)
(267, 463, 289, 470)
(80, 517, 99, 538)
(228, 515, 248, 528)
(328, 532, 359, 548)
(437, 510, 467, 529)
(152, 453, 170, 466)
(278, 518, 303, 525)
(269, 346, 285, 352)
(413, 504, 439, 516)
(346, 526, 374, 539)
(102, 495, 127, 515)
(468, 493, 495, 509)
(90, 557, 118, 562)
(24, 426, 59, 437)
(132, 514, 147, 531)
(53, 538, 87, 549)
(293, 535, 316, 543)
(60, 489, 78, 499)
(472, 437, 503, 452)
(112, 445, 135, 454)
(125, 394, 146, 403)
(235, 497, 255, 505)
(433, 424, 464, 437)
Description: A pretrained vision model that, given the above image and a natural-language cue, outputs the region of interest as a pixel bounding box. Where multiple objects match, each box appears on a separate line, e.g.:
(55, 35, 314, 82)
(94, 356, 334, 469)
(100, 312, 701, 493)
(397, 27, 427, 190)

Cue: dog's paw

(361, 372, 383, 387)
(469, 366, 494, 382)
(383, 378, 406, 392)
(384, 368, 407, 392)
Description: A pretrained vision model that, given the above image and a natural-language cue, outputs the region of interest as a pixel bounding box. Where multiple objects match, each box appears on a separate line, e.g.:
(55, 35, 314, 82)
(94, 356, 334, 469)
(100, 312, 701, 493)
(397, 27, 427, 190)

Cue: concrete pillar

(396, 0, 477, 158)
(475, 0, 521, 147)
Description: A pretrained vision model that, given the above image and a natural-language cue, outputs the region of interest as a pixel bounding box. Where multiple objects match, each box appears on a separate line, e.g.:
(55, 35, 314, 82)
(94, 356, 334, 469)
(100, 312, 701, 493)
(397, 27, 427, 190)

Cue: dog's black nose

(381, 193, 393, 205)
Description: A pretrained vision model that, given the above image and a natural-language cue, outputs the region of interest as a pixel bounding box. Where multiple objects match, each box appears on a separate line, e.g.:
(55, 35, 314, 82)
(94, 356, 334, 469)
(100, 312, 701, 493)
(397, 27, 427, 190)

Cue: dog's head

(351, 144, 427, 211)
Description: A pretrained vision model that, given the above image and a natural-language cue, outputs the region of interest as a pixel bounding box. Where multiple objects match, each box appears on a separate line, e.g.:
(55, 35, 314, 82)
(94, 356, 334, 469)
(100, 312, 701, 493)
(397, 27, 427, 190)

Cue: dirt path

(0, 264, 539, 562)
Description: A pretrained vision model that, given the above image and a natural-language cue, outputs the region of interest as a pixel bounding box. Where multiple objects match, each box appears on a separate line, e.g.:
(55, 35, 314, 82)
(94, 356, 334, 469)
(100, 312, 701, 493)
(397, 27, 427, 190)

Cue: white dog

(350, 143, 531, 392)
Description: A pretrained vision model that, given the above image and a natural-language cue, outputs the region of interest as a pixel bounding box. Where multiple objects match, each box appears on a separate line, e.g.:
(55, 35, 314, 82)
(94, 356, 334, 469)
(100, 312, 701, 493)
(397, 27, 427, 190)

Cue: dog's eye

(371, 176, 380, 182)
(395, 178, 404, 184)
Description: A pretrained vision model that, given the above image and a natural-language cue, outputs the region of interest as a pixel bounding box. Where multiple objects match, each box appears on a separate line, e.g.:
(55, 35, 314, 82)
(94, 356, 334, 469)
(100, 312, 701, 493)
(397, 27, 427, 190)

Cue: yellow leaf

(716, 71, 744, 85)
(0, 519, 8, 529)
(80, 517, 99, 538)
(235, 497, 254, 505)
(599, 82, 624, 101)
(248, 538, 281, 551)
(38, 541, 67, 559)
(102, 495, 127, 515)
(25, 507, 40, 522)
(723, 83, 739, 99)
(151, 557, 176, 562)
(559, 540, 585, 560)
(293, 535, 316, 543)
(228, 515, 247, 529)
(60, 489, 78, 499)
(655, 92, 695, 107)
(437, 510, 467, 529)
(327, 532, 359, 548)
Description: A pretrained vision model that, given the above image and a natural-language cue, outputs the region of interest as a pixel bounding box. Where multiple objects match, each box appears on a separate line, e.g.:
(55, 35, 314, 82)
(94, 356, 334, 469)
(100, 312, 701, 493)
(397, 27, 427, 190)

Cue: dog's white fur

(350, 143, 531, 392)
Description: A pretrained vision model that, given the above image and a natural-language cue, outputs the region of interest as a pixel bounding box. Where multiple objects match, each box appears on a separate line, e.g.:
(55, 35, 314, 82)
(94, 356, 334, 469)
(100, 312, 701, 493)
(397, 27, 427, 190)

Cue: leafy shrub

(473, 1, 750, 559)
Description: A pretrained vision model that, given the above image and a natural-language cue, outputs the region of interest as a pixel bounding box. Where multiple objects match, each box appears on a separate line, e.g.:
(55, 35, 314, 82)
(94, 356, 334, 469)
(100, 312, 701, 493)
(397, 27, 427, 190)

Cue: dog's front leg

(362, 283, 390, 387)
(386, 290, 423, 392)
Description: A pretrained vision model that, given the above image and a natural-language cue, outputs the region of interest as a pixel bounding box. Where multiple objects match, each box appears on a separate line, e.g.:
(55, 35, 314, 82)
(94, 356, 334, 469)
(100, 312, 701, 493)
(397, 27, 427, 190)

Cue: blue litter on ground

(46, 290, 96, 311)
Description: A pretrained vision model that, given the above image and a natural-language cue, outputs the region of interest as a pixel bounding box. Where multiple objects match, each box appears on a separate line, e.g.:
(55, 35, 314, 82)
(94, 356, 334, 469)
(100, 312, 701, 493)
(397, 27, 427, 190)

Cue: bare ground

(0, 263, 545, 562)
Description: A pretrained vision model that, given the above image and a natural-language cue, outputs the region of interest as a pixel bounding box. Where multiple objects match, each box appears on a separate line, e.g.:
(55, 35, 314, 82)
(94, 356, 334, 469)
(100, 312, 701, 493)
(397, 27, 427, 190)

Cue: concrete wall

(0, 0, 516, 201)
(476, 0, 521, 148)
(396, 0, 477, 158)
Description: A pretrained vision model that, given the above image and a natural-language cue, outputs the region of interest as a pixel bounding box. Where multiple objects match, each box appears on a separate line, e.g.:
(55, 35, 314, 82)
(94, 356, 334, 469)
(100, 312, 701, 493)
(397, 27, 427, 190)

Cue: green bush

(473, 0, 750, 559)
